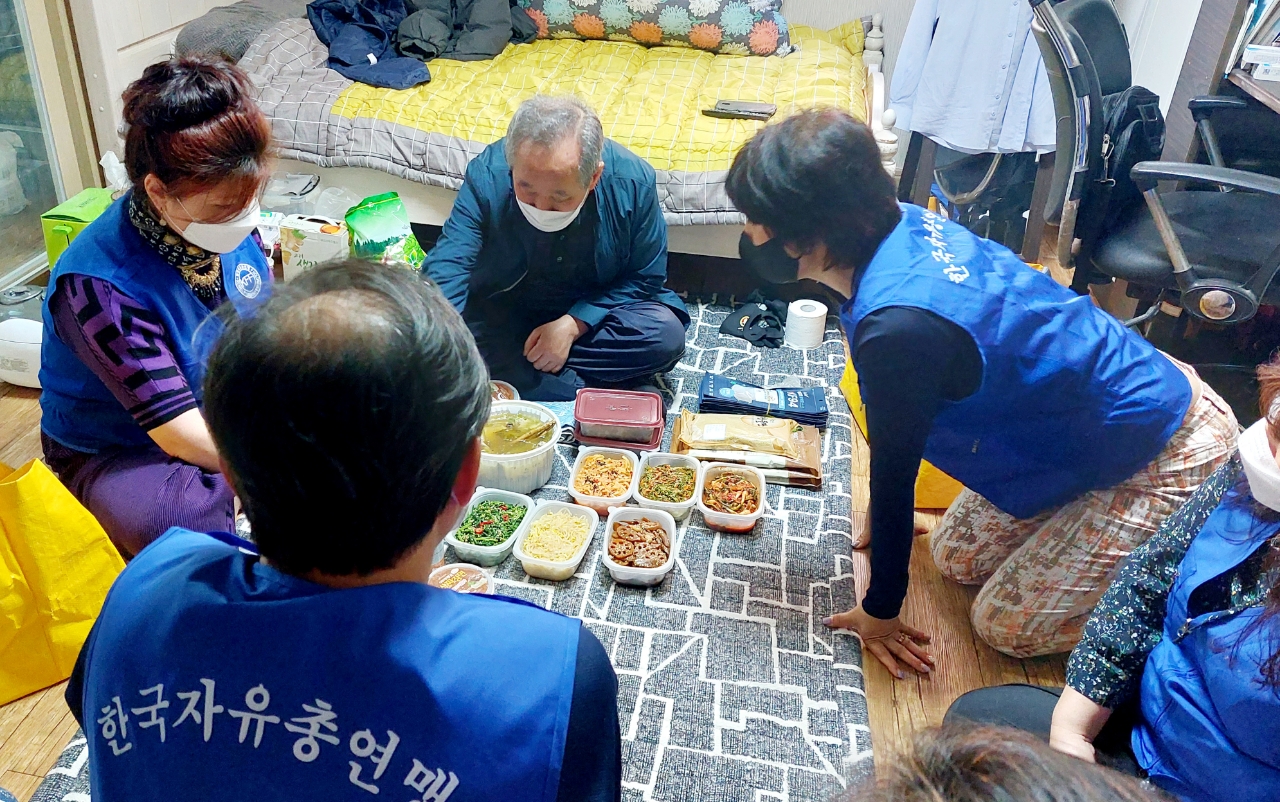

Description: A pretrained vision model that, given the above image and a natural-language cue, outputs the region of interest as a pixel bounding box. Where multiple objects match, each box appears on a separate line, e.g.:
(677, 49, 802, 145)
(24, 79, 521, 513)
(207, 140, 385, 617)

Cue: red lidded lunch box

(573, 389, 664, 447)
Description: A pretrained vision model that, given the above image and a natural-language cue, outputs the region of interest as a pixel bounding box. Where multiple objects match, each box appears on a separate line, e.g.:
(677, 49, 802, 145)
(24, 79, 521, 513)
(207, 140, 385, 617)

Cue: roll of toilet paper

(784, 299, 827, 350)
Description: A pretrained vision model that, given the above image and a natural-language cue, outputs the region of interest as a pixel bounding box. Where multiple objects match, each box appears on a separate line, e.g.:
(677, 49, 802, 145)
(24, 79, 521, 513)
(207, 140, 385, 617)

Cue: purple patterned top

(48, 273, 226, 432)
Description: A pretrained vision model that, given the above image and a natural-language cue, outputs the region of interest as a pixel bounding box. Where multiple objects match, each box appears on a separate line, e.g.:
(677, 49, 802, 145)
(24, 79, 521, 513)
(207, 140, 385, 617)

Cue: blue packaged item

(698, 374, 829, 428)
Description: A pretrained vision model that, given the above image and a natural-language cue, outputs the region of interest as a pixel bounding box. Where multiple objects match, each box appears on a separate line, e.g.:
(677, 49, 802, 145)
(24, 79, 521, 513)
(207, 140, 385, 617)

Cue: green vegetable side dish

(638, 464, 697, 503)
(456, 500, 527, 547)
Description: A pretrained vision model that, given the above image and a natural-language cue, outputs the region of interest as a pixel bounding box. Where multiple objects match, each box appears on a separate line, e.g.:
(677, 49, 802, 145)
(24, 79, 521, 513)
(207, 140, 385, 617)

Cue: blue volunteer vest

(843, 203, 1191, 518)
(81, 529, 578, 802)
(39, 192, 270, 453)
(1132, 486, 1280, 801)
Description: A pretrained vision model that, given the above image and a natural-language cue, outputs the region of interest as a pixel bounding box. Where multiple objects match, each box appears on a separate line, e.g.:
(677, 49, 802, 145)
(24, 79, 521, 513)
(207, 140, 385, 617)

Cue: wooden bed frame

(274, 14, 898, 259)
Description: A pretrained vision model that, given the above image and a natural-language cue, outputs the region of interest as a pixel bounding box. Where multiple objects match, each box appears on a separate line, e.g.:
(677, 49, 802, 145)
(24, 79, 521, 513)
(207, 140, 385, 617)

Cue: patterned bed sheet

(239, 18, 866, 226)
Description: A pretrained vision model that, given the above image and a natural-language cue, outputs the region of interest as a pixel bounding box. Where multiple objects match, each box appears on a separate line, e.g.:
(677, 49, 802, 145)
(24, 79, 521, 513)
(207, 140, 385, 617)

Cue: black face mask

(738, 232, 801, 285)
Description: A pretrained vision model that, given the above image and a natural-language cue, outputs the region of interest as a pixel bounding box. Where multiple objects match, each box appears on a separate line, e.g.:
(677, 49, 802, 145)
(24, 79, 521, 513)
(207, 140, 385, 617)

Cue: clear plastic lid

(574, 389, 664, 429)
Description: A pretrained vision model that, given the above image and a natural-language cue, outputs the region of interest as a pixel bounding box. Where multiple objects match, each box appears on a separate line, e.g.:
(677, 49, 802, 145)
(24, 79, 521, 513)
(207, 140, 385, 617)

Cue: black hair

(203, 260, 490, 577)
(726, 108, 901, 271)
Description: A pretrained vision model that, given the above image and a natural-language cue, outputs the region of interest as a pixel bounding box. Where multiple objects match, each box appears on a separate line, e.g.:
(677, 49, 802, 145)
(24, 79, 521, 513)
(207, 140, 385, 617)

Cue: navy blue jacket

(424, 138, 688, 329)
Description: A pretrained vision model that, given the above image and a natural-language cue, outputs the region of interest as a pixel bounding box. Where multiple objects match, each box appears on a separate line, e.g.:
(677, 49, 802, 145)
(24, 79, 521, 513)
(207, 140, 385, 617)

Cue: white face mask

(174, 197, 261, 254)
(517, 195, 586, 233)
(1239, 417, 1280, 512)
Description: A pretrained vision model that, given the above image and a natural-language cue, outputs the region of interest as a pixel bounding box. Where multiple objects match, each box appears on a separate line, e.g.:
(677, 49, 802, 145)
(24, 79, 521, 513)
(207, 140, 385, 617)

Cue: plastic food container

(602, 506, 677, 587)
(490, 380, 520, 401)
(428, 563, 493, 594)
(478, 400, 559, 494)
(513, 501, 599, 581)
(569, 446, 640, 516)
(695, 463, 769, 533)
(633, 452, 701, 521)
(574, 389, 664, 444)
(444, 487, 533, 567)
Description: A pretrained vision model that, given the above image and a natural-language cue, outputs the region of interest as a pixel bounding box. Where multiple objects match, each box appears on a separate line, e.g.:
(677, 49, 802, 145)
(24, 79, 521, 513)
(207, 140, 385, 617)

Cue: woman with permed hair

(726, 109, 1237, 676)
(39, 57, 273, 558)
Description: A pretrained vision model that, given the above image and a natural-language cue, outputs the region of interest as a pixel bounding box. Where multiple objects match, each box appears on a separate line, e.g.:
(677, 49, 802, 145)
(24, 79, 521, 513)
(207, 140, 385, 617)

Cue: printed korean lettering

(930, 248, 956, 265)
(97, 696, 133, 756)
(348, 728, 401, 793)
(944, 264, 971, 284)
(130, 684, 170, 743)
(404, 759, 459, 802)
(228, 684, 281, 748)
(283, 699, 339, 762)
(173, 678, 225, 742)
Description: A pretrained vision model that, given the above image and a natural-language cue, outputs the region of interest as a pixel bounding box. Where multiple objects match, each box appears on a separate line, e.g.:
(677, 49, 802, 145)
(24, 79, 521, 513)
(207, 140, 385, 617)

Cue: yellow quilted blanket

(330, 21, 865, 174)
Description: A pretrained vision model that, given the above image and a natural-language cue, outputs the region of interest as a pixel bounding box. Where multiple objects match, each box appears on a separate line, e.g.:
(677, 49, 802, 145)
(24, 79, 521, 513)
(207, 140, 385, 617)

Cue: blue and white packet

(698, 374, 829, 428)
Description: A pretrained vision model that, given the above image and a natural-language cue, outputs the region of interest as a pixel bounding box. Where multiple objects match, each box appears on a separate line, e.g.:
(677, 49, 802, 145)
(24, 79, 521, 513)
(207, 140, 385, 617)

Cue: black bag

(1078, 85, 1165, 245)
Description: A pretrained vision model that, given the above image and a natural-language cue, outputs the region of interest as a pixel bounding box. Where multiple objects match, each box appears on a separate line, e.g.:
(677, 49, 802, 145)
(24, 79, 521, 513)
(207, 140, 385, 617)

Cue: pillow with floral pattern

(517, 0, 793, 57)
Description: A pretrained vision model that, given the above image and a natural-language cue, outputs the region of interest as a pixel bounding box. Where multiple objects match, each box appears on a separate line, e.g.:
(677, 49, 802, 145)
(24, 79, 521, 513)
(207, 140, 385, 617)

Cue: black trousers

(944, 684, 1143, 777)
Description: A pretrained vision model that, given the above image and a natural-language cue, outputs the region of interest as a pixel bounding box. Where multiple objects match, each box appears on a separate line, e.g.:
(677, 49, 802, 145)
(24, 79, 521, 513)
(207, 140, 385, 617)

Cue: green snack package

(344, 192, 426, 269)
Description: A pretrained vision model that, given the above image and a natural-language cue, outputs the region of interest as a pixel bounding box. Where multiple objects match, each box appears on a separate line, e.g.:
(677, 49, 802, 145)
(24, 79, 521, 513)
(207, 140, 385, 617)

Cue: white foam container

(444, 487, 534, 567)
(695, 463, 770, 533)
(602, 506, 677, 586)
(478, 400, 559, 494)
(632, 452, 700, 521)
(569, 446, 639, 516)
(513, 500, 599, 581)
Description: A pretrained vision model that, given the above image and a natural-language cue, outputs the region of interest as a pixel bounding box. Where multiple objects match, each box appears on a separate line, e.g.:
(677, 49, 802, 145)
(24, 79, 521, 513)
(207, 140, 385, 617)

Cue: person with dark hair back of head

(38, 56, 274, 558)
(64, 260, 622, 802)
(726, 109, 1237, 676)
(845, 726, 1158, 802)
(943, 354, 1280, 802)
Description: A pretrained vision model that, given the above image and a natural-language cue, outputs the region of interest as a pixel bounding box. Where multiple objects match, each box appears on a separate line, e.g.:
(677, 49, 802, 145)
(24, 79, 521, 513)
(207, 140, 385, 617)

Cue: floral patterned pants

(930, 384, 1239, 658)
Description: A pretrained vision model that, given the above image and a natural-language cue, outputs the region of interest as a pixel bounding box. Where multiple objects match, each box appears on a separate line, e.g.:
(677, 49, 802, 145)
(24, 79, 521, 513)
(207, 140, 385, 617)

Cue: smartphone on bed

(702, 100, 777, 121)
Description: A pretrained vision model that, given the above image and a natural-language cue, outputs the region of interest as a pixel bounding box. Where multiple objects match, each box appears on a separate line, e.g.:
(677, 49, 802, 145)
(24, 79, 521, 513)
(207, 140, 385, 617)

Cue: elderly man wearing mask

(424, 95, 689, 401)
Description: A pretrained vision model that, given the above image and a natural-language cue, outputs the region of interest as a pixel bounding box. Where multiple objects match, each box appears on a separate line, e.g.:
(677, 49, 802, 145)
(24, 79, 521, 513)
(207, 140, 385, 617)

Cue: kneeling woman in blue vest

(39, 58, 272, 557)
(945, 358, 1280, 801)
(726, 110, 1238, 675)
(66, 261, 621, 801)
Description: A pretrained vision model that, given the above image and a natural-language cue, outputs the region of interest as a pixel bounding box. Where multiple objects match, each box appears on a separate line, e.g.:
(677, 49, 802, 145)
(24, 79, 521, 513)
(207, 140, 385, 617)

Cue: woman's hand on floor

(1049, 687, 1111, 764)
(824, 606, 934, 679)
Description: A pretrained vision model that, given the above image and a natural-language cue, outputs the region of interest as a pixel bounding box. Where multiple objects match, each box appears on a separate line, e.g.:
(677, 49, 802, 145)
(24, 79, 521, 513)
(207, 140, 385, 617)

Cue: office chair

(1031, 0, 1280, 326)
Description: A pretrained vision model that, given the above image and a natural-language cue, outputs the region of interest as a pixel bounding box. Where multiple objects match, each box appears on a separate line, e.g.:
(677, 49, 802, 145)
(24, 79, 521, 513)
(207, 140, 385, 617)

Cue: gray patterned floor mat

(32, 303, 870, 802)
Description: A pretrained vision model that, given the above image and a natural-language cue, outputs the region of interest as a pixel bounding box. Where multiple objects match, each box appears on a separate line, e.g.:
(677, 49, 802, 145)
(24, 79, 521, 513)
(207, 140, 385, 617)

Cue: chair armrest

(1187, 95, 1249, 121)
(1130, 161, 1280, 195)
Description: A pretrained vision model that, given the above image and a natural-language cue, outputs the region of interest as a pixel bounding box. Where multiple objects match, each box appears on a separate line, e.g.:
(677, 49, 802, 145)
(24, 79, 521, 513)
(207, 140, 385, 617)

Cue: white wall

(67, 0, 226, 158)
(785, 0, 913, 81)
(1115, 0, 1205, 113)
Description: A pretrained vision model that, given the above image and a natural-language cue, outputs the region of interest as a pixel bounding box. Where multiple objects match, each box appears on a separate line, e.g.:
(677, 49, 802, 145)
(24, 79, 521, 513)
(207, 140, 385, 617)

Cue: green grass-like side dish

(456, 500, 528, 547)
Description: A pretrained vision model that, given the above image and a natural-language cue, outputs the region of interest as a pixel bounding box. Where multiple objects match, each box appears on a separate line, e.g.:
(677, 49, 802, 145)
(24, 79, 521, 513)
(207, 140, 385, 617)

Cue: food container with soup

(602, 506, 677, 586)
(574, 389, 664, 446)
(428, 563, 493, 594)
(478, 400, 559, 494)
(444, 487, 533, 566)
(569, 446, 639, 516)
(513, 501, 599, 581)
(695, 463, 769, 533)
(633, 452, 700, 521)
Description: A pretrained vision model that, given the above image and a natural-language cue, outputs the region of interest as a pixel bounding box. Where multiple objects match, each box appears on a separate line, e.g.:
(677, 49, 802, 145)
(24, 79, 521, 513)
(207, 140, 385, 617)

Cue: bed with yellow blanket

(240, 14, 890, 247)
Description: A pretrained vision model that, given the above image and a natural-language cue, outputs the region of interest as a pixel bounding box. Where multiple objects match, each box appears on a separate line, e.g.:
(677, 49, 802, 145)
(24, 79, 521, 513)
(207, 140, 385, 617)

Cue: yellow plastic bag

(840, 358, 965, 510)
(0, 459, 123, 704)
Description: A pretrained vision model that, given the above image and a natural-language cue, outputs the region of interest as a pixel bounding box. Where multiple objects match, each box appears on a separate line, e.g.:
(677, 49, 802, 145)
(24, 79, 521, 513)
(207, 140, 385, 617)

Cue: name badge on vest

(233, 262, 264, 300)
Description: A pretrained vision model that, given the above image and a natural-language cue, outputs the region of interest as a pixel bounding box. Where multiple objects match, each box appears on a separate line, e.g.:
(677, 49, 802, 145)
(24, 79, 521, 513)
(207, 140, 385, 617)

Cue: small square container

(513, 501, 600, 581)
(444, 487, 534, 567)
(602, 506, 677, 586)
(695, 463, 770, 533)
(574, 389, 664, 444)
(633, 452, 701, 521)
(569, 446, 640, 516)
(479, 400, 560, 494)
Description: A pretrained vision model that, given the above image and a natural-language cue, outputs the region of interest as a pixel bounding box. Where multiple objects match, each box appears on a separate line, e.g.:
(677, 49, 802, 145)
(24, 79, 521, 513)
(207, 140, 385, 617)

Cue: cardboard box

(280, 215, 349, 280)
(41, 188, 114, 266)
